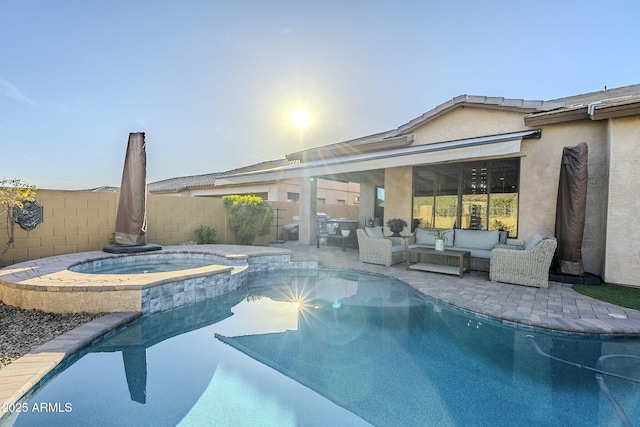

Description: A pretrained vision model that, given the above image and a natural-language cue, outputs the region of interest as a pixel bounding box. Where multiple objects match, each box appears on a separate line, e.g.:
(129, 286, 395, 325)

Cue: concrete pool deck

(2, 242, 640, 417)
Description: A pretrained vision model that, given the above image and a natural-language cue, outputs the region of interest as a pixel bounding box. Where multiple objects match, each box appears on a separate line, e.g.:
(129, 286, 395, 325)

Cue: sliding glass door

(412, 158, 520, 237)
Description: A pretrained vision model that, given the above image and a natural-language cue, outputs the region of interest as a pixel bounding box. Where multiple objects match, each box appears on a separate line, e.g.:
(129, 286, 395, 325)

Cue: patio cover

(115, 132, 148, 246)
(215, 130, 540, 183)
(553, 142, 588, 276)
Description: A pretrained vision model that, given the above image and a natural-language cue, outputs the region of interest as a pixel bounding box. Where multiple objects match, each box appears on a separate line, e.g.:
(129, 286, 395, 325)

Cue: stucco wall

(604, 116, 640, 285)
(383, 166, 413, 234)
(357, 181, 377, 226)
(519, 121, 608, 277)
(413, 107, 527, 145)
(381, 107, 611, 278)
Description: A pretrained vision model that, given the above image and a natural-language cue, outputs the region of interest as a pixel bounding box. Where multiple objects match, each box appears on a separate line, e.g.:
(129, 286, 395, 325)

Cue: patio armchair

(489, 235, 558, 288)
(356, 228, 406, 266)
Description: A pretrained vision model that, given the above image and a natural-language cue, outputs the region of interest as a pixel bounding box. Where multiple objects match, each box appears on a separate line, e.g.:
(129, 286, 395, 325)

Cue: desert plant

(222, 195, 274, 245)
(193, 225, 216, 244)
(0, 179, 37, 261)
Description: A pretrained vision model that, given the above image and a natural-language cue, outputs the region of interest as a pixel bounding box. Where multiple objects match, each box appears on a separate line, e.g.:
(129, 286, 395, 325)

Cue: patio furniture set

(355, 226, 557, 288)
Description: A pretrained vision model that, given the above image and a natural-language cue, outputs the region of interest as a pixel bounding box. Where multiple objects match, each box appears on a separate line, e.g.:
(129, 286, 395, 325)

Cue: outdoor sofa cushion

(409, 228, 507, 263)
(365, 226, 385, 239)
(524, 233, 544, 250)
(415, 228, 454, 247)
(454, 229, 501, 249)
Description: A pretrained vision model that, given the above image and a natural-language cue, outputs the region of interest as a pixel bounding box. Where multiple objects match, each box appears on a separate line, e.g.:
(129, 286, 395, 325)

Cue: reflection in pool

(6, 270, 640, 426)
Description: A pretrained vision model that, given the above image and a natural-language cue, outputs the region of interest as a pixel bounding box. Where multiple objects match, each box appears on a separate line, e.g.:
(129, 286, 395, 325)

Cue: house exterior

(214, 84, 640, 287)
(148, 159, 361, 206)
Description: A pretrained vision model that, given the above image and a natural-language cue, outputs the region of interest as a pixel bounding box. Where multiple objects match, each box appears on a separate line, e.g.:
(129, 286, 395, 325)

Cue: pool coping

(0, 312, 140, 419)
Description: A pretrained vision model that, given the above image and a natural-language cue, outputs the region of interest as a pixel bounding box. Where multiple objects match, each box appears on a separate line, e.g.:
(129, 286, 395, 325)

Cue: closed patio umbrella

(115, 132, 148, 246)
(553, 142, 588, 276)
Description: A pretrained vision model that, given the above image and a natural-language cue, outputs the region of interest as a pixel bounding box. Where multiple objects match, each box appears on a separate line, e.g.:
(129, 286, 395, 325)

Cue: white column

(299, 176, 318, 245)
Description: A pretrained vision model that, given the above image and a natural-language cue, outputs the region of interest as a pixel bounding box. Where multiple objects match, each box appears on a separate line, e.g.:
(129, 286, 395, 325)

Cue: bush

(193, 225, 216, 244)
(222, 195, 274, 245)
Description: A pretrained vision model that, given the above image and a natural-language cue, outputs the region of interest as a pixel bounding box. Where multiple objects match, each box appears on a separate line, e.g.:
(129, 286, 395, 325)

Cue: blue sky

(2, 0, 639, 190)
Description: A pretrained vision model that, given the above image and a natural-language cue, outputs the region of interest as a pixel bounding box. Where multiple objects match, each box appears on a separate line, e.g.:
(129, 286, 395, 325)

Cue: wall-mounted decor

(14, 201, 43, 231)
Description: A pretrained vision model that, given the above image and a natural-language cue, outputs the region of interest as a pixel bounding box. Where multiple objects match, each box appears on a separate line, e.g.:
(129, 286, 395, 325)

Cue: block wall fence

(1, 190, 360, 267)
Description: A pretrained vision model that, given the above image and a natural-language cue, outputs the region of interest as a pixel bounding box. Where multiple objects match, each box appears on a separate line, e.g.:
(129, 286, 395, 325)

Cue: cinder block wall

(146, 195, 225, 246)
(4, 190, 118, 266)
(1, 190, 360, 267)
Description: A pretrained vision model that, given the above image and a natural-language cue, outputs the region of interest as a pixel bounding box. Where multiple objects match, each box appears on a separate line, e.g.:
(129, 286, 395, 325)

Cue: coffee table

(406, 247, 471, 277)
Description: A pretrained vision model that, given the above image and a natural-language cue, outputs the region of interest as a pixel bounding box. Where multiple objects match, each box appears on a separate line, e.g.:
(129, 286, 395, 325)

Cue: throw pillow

(524, 233, 543, 250)
(365, 226, 385, 239)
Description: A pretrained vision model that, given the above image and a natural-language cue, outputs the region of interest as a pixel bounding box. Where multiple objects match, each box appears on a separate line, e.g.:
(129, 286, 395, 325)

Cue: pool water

(69, 254, 218, 274)
(71, 260, 212, 274)
(5, 270, 640, 426)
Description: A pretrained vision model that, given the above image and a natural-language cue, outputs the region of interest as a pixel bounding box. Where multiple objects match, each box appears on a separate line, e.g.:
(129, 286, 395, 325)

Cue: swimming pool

(4, 269, 640, 426)
(68, 253, 221, 274)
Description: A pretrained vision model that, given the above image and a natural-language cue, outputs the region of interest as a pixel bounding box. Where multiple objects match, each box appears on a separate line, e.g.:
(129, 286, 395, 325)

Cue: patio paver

(290, 240, 640, 336)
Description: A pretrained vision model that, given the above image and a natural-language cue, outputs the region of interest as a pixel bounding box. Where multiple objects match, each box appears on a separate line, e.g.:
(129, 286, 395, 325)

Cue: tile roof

(83, 186, 119, 192)
(549, 83, 640, 107)
(148, 173, 217, 192)
(524, 83, 640, 125)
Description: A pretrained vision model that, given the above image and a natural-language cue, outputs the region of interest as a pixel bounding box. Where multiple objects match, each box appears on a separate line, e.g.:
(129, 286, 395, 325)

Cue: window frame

(412, 158, 520, 237)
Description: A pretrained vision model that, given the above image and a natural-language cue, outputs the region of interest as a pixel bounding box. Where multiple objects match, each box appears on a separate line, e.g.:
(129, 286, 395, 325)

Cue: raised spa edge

(0, 245, 317, 315)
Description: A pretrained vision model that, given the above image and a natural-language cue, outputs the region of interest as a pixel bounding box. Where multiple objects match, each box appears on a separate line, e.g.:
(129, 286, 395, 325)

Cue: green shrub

(222, 195, 274, 245)
(193, 225, 216, 244)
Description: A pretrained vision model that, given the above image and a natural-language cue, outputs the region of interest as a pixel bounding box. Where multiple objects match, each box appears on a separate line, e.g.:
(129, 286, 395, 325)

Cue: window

(287, 192, 299, 202)
(337, 199, 346, 205)
(317, 198, 326, 204)
(374, 186, 384, 223)
(412, 158, 519, 237)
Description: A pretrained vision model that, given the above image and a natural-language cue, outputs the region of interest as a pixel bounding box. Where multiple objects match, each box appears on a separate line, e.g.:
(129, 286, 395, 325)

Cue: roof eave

(591, 102, 640, 120)
(524, 100, 640, 125)
(524, 108, 590, 126)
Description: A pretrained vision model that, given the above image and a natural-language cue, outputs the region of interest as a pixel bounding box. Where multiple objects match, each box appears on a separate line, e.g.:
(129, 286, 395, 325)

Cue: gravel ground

(0, 301, 104, 369)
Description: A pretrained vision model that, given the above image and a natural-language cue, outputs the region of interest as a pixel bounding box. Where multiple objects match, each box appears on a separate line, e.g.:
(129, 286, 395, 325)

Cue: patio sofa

(407, 228, 508, 271)
(490, 234, 558, 288)
(356, 228, 406, 266)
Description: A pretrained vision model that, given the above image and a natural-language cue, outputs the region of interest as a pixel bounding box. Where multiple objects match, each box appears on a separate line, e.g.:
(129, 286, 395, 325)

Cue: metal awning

(217, 129, 540, 184)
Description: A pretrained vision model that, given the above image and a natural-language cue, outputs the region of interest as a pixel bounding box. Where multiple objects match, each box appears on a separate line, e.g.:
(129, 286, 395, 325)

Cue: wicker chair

(356, 229, 406, 266)
(489, 237, 558, 288)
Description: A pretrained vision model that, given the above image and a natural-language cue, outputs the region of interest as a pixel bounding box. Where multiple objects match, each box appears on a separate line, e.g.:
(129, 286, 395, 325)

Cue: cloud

(0, 77, 40, 107)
